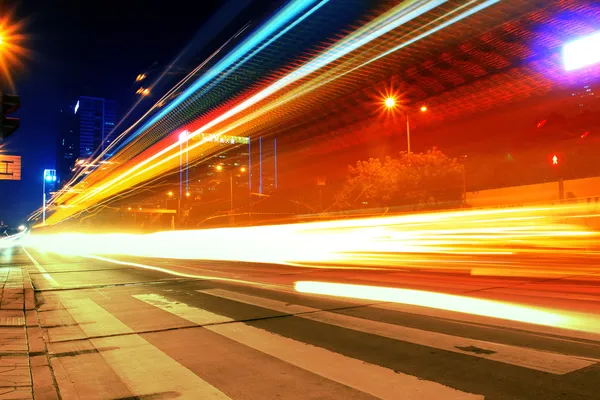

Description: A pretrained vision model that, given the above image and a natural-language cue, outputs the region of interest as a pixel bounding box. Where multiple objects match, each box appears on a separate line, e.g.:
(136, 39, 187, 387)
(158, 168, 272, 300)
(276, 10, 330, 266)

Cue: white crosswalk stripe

(59, 297, 232, 399)
(196, 288, 598, 375)
(134, 293, 484, 400)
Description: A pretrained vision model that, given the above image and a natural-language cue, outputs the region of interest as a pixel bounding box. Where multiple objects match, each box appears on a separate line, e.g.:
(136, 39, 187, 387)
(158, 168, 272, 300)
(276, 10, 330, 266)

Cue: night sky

(0, 0, 277, 226)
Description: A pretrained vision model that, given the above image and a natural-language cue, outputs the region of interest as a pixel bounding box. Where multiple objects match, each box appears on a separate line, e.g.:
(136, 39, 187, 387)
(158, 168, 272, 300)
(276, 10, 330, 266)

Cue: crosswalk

(44, 285, 599, 400)
(195, 289, 596, 375)
(135, 293, 481, 400)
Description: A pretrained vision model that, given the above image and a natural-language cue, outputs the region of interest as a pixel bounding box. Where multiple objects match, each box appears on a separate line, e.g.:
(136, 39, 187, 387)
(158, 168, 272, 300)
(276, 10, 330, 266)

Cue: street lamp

(42, 169, 56, 224)
(383, 96, 427, 154)
(216, 165, 247, 218)
(459, 155, 467, 206)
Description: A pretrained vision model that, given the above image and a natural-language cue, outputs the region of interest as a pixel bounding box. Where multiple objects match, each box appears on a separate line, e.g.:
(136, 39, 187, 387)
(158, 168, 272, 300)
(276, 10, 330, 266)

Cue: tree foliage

(334, 147, 464, 209)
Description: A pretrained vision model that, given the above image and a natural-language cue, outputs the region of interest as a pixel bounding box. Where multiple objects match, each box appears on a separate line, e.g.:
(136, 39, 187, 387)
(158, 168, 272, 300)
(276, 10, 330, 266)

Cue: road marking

(136, 293, 483, 400)
(62, 297, 232, 399)
(86, 255, 284, 289)
(22, 247, 59, 287)
(134, 294, 231, 325)
(199, 289, 598, 375)
(60, 298, 134, 338)
(374, 302, 600, 343)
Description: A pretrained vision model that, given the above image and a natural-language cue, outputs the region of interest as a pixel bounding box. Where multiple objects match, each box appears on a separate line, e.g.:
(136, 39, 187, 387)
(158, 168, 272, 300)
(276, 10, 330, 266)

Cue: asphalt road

(7, 247, 600, 400)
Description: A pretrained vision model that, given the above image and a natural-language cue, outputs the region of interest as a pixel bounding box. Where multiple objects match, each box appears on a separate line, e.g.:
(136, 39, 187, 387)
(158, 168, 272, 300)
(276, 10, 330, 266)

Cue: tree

(334, 147, 463, 210)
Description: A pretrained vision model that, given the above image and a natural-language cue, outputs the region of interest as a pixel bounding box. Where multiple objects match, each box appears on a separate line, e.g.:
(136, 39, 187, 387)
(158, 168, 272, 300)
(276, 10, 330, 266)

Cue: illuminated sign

(563, 31, 600, 71)
(44, 169, 57, 182)
(198, 133, 249, 145)
(74, 100, 79, 114)
(0, 155, 22, 181)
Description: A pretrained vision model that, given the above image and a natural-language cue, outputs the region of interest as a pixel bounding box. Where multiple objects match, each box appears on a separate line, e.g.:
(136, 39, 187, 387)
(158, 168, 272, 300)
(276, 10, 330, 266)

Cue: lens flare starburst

(0, 10, 29, 91)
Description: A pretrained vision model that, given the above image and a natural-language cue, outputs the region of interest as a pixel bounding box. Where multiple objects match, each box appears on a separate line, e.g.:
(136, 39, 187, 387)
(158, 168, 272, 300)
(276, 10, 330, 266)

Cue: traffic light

(0, 92, 20, 140)
(548, 153, 560, 166)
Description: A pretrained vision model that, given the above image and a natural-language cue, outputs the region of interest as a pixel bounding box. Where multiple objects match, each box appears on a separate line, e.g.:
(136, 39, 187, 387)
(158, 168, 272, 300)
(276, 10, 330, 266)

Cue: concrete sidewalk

(0, 260, 58, 400)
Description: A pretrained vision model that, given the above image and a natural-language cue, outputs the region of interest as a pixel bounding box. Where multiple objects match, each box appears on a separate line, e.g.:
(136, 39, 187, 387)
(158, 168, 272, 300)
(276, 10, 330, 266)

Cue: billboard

(197, 133, 249, 144)
(0, 155, 22, 181)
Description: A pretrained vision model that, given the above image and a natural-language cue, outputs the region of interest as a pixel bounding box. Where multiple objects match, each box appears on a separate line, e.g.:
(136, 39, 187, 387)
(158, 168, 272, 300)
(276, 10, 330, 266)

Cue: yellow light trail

(294, 281, 570, 328)
(43, 0, 502, 225)
(23, 203, 600, 334)
(26, 204, 600, 274)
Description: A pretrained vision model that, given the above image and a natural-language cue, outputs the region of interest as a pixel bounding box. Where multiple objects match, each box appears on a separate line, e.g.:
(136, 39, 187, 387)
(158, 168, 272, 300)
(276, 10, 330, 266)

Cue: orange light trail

(41, 0, 504, 225)
(22, 204, 600, 333)
(26, 204, 600, 274)
(294, 281, 570, 328)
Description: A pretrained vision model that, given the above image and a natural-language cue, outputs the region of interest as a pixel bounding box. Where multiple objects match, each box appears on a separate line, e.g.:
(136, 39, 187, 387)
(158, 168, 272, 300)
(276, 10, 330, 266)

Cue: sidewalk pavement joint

(0, 255, 60, 400)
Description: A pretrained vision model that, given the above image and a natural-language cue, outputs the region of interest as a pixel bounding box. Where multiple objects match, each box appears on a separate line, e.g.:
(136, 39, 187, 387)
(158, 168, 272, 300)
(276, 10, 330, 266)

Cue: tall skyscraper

(56, 103, 79, 184)
(56, 96, 117, 184)
(77, 96, 117, 159)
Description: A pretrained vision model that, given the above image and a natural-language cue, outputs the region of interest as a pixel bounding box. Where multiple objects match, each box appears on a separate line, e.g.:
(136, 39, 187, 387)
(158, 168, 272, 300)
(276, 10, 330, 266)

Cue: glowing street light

(167, 191, 173, 197)
(0, 16, 28, 91)
(384, 97, 396, 109)
(216, 166, 247, 218)
(382, 95, 427, 154)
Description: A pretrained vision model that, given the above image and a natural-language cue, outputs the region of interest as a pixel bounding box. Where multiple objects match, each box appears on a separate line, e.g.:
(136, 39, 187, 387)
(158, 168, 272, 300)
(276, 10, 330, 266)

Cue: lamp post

(216, 165, 246, 222)
(459, 155, 467, 206)
(384, 96, 427, 154)
(42, 169, 56, 224)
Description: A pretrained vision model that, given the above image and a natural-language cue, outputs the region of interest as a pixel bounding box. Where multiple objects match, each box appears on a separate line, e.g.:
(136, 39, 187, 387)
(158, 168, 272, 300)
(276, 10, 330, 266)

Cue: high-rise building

(56, 96, 117, 184)
(56, 103, 79, 184)
(76, 96, 117, 159)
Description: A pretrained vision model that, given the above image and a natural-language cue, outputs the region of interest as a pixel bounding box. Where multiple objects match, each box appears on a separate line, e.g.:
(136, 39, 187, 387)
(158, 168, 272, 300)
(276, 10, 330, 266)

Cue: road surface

(2, 246, 597, 399)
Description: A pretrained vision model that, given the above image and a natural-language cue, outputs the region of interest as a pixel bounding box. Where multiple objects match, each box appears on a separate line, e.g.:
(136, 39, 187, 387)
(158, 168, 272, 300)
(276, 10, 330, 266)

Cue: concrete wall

(467, 176, 600, 208)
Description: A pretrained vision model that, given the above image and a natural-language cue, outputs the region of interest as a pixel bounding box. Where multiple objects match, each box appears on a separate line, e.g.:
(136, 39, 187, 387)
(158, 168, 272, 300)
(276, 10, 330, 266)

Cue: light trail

(294, 281, 570, 328)
(45, 0, 476, 225)
(111, 0, 329, 153)
(24, 204, 600, 334)
(65, 0, 445, 209)
(26, 204, 600, 275)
